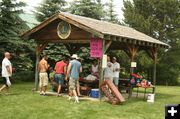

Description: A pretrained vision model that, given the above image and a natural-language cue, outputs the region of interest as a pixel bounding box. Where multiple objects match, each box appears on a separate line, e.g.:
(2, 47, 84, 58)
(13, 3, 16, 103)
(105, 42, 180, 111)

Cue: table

(134, 86, 156, 99)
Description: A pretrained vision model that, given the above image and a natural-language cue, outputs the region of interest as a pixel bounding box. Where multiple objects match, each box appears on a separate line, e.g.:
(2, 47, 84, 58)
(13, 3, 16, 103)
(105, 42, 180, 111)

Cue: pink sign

(90, 38, 103, 58)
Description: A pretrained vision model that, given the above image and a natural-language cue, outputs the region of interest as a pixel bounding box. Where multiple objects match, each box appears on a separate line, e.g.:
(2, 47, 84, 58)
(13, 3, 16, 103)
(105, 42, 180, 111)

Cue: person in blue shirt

(66, 54, 82, 103)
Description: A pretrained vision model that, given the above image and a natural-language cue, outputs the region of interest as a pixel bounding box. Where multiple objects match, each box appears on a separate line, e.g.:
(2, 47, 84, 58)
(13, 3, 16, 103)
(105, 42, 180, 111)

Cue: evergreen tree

(106, 0, 119, 23)
(70, 0, 105, 20)
(35, 0, 67, 22)
(0, 0, 34, 71)
(34, 0, 68, 64)
(123, 0, 180, 85)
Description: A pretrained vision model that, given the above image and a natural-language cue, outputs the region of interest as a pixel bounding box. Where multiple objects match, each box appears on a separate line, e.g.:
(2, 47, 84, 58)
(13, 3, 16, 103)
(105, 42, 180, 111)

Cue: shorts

(55, 74, 64, 85)
(69, 77, 79, 90)
(2, 77, 11, 87)
(39, 73, 48, 87)
(113, 77, 119, 86)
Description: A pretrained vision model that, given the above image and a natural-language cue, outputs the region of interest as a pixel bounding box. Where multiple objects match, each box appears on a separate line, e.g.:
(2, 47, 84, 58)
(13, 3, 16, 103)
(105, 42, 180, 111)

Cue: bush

(12, 71, 34, 83)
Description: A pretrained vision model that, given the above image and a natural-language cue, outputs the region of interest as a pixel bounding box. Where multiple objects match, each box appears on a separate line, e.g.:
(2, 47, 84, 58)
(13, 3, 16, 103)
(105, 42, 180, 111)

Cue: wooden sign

(90, 38, 103, 58)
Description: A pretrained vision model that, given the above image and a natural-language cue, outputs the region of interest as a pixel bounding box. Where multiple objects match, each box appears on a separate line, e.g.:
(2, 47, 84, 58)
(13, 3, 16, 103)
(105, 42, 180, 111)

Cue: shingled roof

(22, 12, 169, 48)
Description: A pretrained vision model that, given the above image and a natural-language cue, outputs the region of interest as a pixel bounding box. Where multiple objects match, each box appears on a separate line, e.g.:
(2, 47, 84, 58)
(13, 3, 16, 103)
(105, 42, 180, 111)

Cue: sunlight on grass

(0, 83, 180, 119)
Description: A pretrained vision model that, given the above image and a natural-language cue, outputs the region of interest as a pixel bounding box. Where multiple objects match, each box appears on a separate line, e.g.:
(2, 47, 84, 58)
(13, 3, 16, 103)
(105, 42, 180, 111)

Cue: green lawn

(0, 83, 180, 119)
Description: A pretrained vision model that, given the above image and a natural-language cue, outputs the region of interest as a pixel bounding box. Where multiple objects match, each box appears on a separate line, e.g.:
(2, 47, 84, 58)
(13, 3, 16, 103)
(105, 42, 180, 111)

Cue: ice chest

(90, 89, 99, 98)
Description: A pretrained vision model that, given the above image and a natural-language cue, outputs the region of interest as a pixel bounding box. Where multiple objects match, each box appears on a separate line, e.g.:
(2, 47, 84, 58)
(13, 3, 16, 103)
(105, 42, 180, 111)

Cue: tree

(70, 0, 105, 20)
(34, 0, 68, 64)
(105, 0, 119, 23)
(0, 0, 34, 71)
(35, 0, 67, 22)
(123, 0, 180, 85)
(69, 0, 105, 74)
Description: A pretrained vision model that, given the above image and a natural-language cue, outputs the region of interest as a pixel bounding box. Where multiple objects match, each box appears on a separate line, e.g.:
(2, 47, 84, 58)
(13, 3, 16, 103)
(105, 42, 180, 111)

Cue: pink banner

(90, 38, 103, 58)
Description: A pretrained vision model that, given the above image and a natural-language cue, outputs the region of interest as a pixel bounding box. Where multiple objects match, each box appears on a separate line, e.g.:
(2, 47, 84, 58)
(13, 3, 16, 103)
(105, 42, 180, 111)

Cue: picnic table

(118, 78, 155, 99)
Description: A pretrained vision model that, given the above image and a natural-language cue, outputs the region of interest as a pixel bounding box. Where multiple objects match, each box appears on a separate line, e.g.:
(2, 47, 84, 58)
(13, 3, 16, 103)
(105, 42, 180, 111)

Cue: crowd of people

(38, 54, 121, 103)
(0, 52, 121, 103)
(38, 54, 82, 103)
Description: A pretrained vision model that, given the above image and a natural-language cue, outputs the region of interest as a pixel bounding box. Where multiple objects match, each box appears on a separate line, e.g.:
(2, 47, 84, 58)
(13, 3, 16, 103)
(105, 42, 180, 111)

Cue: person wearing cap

(112, 57, 120, 88)
(0, 52, 12, 93)
(104, 56, 113, 82)
(66, 54, 82, 103)
(54, 58, 68, 96)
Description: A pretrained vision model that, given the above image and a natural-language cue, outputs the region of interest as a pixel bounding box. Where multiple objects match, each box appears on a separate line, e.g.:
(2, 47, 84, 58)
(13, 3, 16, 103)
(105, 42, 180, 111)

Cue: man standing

(112, 57, 120, 88)
(54, 58, 67, 96)
(66, 54, 82, 103)
(0, 52, 12, 93)
(38, 55, 49, 95)
(104, 56, 113, 82)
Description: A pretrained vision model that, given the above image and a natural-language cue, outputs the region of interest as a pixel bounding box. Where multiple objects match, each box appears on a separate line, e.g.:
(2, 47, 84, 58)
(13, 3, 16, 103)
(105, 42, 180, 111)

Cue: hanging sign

(131, 62, 137, 67)
(57, 21, 71, 39)
(102, 55, 107, 68)
(90, 38, 103, 58)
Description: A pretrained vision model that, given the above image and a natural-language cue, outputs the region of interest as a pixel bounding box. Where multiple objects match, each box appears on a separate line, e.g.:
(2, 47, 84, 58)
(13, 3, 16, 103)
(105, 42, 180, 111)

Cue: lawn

(0, 83, 180, 119)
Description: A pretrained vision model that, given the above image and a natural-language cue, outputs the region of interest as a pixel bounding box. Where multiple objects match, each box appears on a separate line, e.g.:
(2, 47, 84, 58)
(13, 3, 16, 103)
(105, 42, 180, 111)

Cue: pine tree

(34, 0, 68, 63)
(0, 0, 34, 71)
(35, 0, 67, 22)
(123, 0, 180, 85)
(70, 0, 105, 20)
(106, 0, 119, 23)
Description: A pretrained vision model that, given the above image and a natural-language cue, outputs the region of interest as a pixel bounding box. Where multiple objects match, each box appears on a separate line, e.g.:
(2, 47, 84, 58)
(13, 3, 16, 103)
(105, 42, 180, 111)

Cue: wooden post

(124, 44, 139, 73)
(146, 48, 157, 86)
(34, 42, 47, 90)
(35, 52, 40, 90)
(99, 39, 105, 101)
(153, 55, 157, 86)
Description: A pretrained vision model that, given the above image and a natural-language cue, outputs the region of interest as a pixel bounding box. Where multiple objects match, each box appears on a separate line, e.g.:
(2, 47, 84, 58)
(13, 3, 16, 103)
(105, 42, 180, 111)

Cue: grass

(0, 83, 180, 119)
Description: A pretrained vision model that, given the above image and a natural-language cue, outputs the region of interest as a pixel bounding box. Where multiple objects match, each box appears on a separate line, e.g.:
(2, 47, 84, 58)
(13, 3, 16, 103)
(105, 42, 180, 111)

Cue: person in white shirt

(112, 57, 120, 88)
(0, 52, 12, 93)
(104, 56, 113, 82)
(90, 60, 99, 78)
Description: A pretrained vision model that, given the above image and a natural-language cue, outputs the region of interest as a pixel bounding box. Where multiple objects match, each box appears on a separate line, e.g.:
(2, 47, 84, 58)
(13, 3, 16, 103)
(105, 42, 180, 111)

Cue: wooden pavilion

(22, 12, 169, 91)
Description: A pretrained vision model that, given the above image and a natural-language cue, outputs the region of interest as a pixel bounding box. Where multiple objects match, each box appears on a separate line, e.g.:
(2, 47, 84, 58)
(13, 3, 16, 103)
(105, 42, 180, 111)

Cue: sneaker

(57, 94, 62, 97)
(43, 92, 47, 96)
(68, 96, 72, 101)
(74, 96, 79, 103)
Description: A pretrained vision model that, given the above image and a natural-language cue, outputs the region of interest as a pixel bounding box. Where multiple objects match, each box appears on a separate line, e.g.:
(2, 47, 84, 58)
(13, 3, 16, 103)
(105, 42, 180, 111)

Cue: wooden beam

(34, 42, 48, 90)
(126, 44, 139, 61)
(110, 36, 116, 41)
(105, 40, 112, 53)
(104, 34, 110, 40)
(36, 39, 90, 44)
(99, 39, 105, 101)
(146, 47, 157, 86)
(124, 44, 139, 73)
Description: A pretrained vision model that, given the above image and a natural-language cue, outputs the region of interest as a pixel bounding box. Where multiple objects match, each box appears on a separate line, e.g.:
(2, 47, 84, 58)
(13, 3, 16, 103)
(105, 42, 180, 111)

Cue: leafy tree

(69, 0, 106, 74)
(0, 0, 34, 71)
(123, 0, 180, 85)
(70, 0, 105, 20)
(35, 0, 67, 22)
